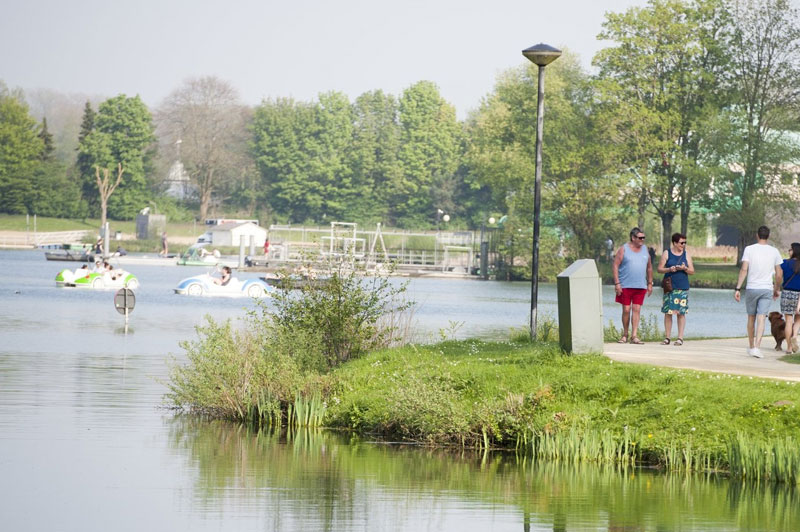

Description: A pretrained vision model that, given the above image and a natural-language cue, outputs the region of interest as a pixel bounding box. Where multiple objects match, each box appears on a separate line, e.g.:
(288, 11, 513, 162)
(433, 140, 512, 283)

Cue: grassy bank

(169, 331, 800, 482)
(326, 340, 800, 477)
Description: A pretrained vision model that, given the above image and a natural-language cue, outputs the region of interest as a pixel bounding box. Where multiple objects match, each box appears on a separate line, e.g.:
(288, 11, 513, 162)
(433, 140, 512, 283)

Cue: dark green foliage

(77, 94, 156, 220)
(0, 84, 43, 214)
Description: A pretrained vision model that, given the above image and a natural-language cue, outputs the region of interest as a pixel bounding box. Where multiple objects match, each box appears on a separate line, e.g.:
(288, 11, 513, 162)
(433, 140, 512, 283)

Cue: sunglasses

(636, 236, 646, 240)
(678, 241, 687, 245)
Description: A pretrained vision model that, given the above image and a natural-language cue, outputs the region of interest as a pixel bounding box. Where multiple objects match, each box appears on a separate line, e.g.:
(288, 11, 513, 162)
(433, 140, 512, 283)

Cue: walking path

(604, 337, 800, 382)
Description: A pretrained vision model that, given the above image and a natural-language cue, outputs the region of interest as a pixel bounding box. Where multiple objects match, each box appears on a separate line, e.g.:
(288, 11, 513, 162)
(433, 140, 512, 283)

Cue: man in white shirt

(734, 225, 783, 358)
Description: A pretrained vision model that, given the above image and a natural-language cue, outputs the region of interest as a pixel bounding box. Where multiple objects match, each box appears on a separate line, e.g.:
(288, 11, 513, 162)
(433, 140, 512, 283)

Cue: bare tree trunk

(95, 163, 124, 228)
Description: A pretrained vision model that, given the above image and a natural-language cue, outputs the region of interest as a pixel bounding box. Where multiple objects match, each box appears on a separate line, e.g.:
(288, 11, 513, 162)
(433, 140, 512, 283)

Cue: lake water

(1, 249, 796, 531)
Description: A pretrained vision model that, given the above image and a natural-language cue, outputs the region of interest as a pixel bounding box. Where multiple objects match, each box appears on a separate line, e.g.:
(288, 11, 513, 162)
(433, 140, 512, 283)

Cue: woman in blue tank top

(780, 242, 800, 353)
(656, 232, 695, 346)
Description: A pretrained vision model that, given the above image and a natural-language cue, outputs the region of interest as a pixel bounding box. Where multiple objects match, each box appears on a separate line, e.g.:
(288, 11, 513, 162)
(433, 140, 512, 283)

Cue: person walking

(734, 225, 782, 358)
(657, 233, 694, 346)
(779, 242, 800, 353)
(160, 232, 168, 257)
(612, 227, 653, 344)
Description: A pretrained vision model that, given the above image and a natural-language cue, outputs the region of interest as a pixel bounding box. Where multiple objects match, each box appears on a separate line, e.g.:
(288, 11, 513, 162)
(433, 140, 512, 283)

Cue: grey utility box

(557, 259, 604, 354)
(136, 213, 166, 240)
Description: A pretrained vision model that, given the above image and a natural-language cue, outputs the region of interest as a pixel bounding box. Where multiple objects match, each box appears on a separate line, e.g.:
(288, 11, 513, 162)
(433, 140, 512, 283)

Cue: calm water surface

(1, 249, 795, 531)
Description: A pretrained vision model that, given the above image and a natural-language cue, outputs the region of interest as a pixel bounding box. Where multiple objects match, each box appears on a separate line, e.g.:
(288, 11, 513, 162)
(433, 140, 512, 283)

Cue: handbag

(661, 275, 673, 292)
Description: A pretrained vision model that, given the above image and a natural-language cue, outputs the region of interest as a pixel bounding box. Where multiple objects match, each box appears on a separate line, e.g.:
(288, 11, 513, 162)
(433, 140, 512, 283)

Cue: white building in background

(197, 222, 267, 247)
(164, 159, 194, 200)
(164, 139, 195, 200)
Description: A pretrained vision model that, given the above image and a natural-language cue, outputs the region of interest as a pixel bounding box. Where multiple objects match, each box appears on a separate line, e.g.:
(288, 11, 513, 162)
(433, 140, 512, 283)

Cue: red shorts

(615, 287, 646, 306)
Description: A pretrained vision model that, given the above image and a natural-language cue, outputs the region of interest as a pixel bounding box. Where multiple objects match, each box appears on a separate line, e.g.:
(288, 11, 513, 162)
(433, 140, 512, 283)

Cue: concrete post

(238, 235, 246, 268)
(557, 259, 604, 354)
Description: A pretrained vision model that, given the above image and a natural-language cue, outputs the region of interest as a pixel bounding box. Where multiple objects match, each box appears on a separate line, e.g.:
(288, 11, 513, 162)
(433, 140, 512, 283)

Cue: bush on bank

(166, 264, 411, 423)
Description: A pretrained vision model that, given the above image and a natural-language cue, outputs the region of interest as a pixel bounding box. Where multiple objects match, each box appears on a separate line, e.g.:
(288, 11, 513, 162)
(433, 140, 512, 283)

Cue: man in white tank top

(612, 227, 654, 344)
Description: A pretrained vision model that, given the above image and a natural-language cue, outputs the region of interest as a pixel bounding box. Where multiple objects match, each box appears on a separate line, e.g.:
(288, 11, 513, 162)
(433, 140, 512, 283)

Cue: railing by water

(0, 230, 92, 249)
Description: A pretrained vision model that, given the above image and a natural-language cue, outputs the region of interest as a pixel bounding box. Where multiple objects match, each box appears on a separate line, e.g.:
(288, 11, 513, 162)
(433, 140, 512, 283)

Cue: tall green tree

(347, 90, 401, 223)
(394, 81, 462, 226)
(594, 0, 728, 248)
(78, 95, 155, 220)
(306, 91, 355, 220)
(252, 98, 318, 223)
(467, 53, 626, 259)
(76, 101, 98, 213)
(710, 0, 800, 256)
(0, 83, 43, 214)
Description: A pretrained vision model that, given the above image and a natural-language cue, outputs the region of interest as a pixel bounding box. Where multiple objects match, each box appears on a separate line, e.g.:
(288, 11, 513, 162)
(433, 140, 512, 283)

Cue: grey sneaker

(748, 347, 763, 358)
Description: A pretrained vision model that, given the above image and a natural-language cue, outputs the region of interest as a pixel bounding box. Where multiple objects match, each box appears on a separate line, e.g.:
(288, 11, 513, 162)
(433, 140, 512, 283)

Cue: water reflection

(168, 419, 800, 531)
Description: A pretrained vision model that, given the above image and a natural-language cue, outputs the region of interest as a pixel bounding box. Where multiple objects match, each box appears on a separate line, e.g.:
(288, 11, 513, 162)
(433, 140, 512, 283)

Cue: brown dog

(769, 311, 786, 351)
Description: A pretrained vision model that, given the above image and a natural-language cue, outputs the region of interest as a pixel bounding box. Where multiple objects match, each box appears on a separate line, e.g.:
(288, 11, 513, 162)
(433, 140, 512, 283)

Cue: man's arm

(774, 264, 783, 299)
(646, 254, 653, 296)
(734, 261, 748, 302)
(612, 246, 624, 294)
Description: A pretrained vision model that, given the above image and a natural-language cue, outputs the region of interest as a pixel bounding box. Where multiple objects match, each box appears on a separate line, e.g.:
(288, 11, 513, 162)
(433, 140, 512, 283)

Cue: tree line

(1, 0, 798, 261)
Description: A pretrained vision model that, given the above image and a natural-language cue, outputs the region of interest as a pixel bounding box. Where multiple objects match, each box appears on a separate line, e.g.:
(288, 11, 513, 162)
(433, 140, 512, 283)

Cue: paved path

(603, 337, 800, 382)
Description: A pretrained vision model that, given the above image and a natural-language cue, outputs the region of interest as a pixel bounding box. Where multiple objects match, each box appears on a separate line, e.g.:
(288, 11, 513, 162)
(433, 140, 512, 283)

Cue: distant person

(74, 264, 89, 278)
(779, 242, 800, 353)
(612, 227, 653, 344)
(94, 237, 103, 255)
(657, 233, 694, 346)
(605, 237, 614, 262)
(160, 232, 168, 257)
(92, 259, 104, 273)
(263, 238, 270, 257)
(648, 246, 657, 265)
(115, 246, 127, 256)
(734, 225, 782, 358)
(213, 266, 232, 286)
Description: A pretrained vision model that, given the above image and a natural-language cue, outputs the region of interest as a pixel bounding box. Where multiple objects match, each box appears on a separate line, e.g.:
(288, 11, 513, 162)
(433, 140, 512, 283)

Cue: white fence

(0, 230, 92, 249)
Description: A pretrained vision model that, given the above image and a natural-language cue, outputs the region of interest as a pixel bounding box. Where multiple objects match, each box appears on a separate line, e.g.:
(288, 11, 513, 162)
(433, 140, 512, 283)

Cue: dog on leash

(768, 311, 786, 351)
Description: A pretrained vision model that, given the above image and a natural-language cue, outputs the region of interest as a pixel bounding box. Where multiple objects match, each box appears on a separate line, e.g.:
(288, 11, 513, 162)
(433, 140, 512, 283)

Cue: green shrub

(268, 262, 413, 369)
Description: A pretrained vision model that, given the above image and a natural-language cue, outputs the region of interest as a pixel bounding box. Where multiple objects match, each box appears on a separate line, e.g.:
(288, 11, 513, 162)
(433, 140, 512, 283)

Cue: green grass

(0, 214, 207, 238)
(325, 339, 800, 479)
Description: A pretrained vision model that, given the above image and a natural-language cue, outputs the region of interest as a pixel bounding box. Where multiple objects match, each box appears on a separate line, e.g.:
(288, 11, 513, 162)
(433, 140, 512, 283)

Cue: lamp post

(522, 43, 561, 341)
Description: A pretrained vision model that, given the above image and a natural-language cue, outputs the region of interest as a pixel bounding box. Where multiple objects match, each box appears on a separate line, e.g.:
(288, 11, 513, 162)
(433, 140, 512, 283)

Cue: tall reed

(728, 433, 800, 485)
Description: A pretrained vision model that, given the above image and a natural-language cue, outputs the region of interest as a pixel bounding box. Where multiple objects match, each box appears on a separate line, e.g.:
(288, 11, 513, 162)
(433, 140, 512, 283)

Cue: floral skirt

(662, 289, 689, 315)
(780, 289, 800, 315)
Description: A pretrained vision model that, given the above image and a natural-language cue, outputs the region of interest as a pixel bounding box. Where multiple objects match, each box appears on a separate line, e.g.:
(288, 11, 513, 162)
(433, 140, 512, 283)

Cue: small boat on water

(56, 267, 139, 289)
(176, 243, 237, 267)
(174, 272, 273, 297)
(44, 245, 97, 262)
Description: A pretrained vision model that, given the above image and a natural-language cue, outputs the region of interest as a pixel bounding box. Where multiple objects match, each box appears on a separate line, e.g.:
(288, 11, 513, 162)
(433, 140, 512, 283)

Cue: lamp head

(522, 43, 562, 67)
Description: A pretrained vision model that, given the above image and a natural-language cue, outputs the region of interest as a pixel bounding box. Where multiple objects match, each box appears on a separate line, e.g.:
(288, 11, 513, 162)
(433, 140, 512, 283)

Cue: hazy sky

(2, 0, 651, 118)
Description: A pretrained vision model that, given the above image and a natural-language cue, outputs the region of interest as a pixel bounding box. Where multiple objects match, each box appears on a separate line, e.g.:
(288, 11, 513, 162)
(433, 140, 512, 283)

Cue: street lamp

(522, 43, 561, 341)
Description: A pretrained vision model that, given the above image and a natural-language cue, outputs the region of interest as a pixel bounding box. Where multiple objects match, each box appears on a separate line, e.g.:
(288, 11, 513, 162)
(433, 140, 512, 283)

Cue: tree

(252, 97, 319, 223)
(466, 54, 626, 259)
(78, 95, 155, 220)
(0, 82, 43, 214)
(156, 76, 250, 221)
(76, 101, 98, 213)
(348, 90, 402, 222)
(394, 81, 462, 226)
(95, 163, 125, 228)
(711, 0, 800, 256)
(594, 0, 728, 248)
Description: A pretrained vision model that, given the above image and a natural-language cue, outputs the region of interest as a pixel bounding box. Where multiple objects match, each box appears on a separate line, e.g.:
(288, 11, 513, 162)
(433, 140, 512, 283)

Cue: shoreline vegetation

(166, 264, 800, 486)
